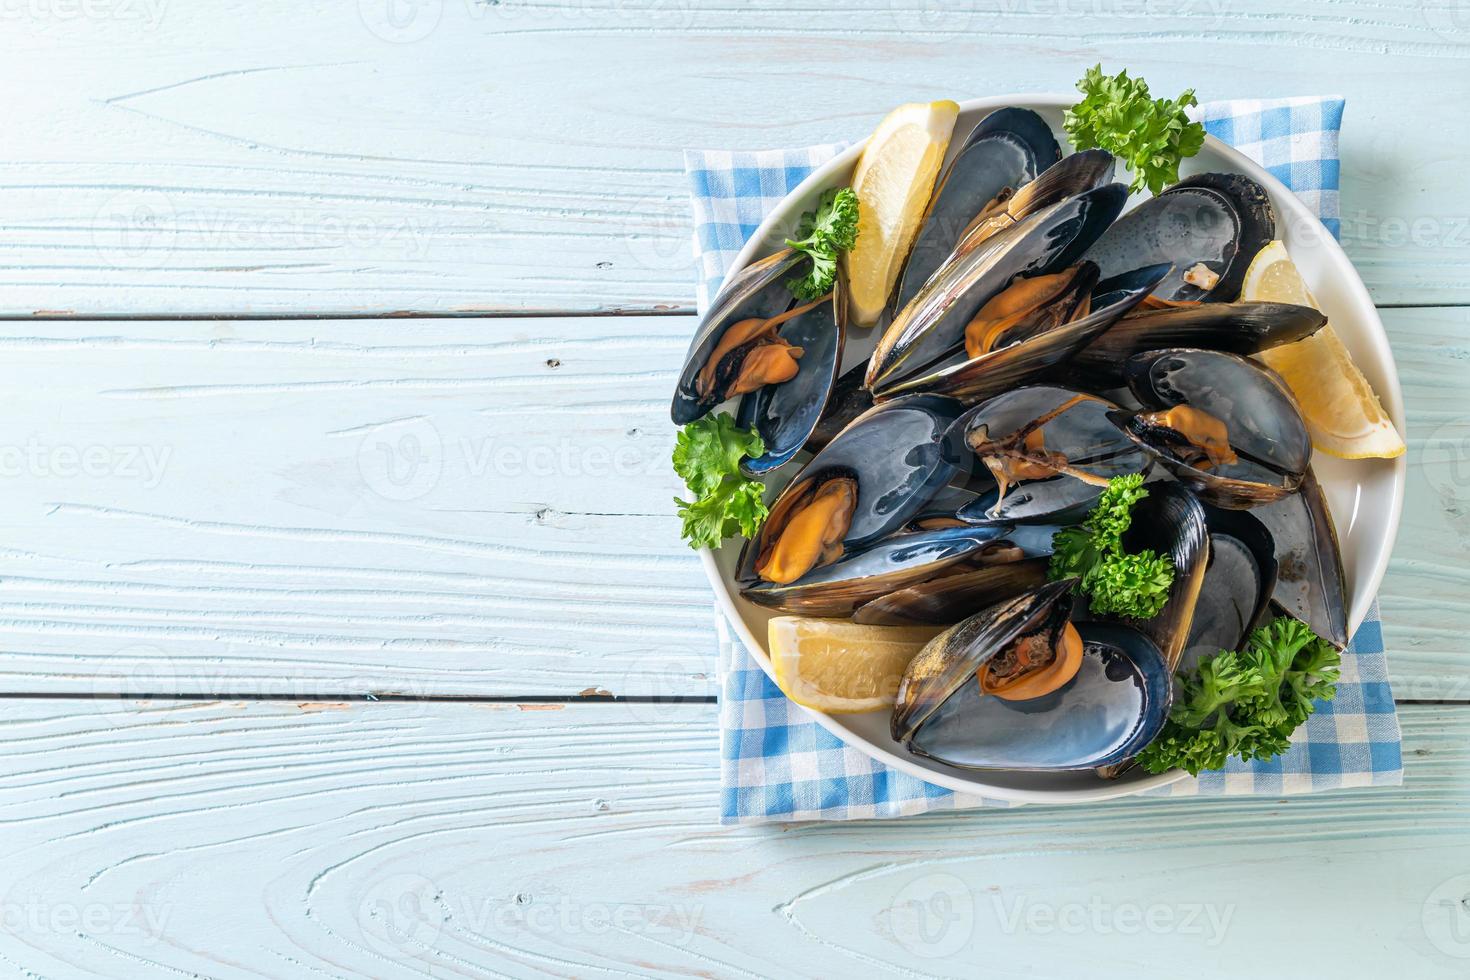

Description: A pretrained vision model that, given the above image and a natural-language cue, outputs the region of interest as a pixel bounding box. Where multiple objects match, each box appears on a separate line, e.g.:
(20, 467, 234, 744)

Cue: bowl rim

(698, 93, 1407, 805)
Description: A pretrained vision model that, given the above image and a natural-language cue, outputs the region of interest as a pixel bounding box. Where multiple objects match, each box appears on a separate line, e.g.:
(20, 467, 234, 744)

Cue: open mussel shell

(737, 393, 966, 585)
(671, 248, 805, 425)
(891, 581, 1171, 771)
(906, 623, 1170, 771)
(1067, 301, 1326, 387)
(1118, 481, 1210, 672)
(868, 183, 1129, 394)
(875, 262, 1170, 403)
(891, 579, 1074, 743)
(740, 524, 1013, 617)
(949, 385, 1149, 526)
(854, 524, 1057, 626)
(737, 276, 847, 476)
(1115, 349, 1312, 509)
(1183, 506, 1279, 671)
(1254, 468, 1348, 648)
(1084, 172, 1275, 303)
(894, 108, 1061, 313)
(946, 149, 1118, 266)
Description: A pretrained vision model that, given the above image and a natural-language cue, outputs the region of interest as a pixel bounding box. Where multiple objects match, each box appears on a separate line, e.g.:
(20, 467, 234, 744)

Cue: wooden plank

(0, 309, 1459, 697)
(0, 315, 714, 697)
(1380, 306, 1470, 701)
(0, 698, 1461, 978)
(5, 0, 1470, 315)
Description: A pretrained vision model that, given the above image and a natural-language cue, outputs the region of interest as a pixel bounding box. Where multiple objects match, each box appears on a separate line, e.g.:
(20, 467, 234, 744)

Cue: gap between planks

(3, 302, 1469, 321)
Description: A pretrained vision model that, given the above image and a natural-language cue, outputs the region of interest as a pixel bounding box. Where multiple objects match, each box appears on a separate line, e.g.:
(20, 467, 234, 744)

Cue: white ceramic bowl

(701, 94, 1406, 804)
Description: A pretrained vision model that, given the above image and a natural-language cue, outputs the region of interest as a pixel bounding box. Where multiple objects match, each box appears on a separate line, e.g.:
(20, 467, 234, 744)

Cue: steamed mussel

(1113, 348, 1312, 508)
(867, 182, 1130, 396)
(737, 394, 1022, 615)
(1084, 172, 1275, 303)
(671, 248, 845, 475)
(891, 582, 1172, 771)
(950, 385, 1149, 526)
(1066, 300, 1326, 387)
(894, 108, 1062, 314)
(852, 524, 1056, 626)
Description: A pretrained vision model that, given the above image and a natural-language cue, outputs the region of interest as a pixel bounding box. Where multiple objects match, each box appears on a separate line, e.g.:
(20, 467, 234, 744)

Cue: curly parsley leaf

(673, 411, 764, 497)
(1064, 65, 1207, 196)
(1048, 474, 1175, 619)
(1137, 617, 1341, 775)
(672, 413, 769, 550)
(785, 187, 860, 301)
(1084, 551, 1175, 620)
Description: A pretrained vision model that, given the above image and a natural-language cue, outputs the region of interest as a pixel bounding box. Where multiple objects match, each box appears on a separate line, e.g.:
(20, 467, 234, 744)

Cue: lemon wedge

(768, 616, 942, 714)
(1242, 241, 1404, 459)
(842, 100, 960, 327)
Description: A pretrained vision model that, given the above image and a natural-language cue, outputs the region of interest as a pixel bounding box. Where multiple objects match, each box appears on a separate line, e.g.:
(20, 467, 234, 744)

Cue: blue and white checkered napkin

(686, 97, 1403, 825)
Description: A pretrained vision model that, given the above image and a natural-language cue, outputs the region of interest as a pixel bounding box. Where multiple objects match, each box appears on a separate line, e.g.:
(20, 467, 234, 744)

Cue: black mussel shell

(671, 248, 804, 425)
(1117, 348, 1312, 508)
(868, 183, 1129, 393)
(891, 579, 1074, 743)
(803, 362, 873, 456)
(1183, 506, 1279, 671)
(1253, 468, 1348, 649)
(949, 385, 1148, 526)
(897, 615, 1171, 772)
(854, 524, 1058, 626)
(738, 283, 846, 476)
(875, 262, 1169, 404)
(740, 524, 1013, 617)
(1084, 172, 1275, 303)
(737, 394, 966, 586)
(1067, 301, 1326, 387)
(895, 108, 1061, 313)
(1116, 481, 1211, 673)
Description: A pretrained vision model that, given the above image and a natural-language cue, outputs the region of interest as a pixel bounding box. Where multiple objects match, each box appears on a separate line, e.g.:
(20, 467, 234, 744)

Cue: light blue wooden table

(3, 2, 1469, 976)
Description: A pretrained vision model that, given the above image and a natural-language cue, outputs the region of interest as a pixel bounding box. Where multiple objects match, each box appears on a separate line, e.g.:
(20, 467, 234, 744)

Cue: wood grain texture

(5, 0, 1470, 315)
(0, 698, 1461, 979)
(0, 309, 1459, 697)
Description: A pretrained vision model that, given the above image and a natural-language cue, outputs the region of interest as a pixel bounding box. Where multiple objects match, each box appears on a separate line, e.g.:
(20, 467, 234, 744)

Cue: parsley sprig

(1138, 617, 1342, 775)
(1048, 474, 1175, 619)
(1063, 65, 1206, 196)
(785, 187, 860, 301)
(672, 413, 769, 550)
